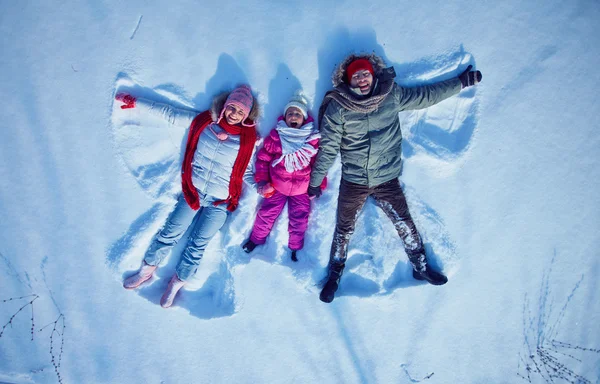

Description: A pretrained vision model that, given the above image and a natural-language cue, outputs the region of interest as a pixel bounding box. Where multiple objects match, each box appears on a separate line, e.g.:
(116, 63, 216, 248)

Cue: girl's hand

(257, 182, 276, 198)
(115, 93, 136, 109)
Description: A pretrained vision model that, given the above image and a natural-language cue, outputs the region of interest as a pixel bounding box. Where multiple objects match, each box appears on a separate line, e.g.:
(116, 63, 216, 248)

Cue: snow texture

(1, 0, 599, 383)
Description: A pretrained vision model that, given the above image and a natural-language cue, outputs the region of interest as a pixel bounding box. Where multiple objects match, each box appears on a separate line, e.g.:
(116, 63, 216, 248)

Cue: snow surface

(1, 1, 600, 383)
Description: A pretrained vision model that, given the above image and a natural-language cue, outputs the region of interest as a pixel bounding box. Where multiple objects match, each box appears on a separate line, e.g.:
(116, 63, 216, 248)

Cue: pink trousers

(249, 191, 311, 250)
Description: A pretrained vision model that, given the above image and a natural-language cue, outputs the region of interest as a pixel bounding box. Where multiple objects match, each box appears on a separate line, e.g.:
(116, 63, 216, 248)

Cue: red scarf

(181, 110, 257, 212)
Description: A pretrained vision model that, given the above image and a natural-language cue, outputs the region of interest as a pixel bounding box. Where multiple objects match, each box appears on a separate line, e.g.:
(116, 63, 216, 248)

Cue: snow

(1, 0, 599, 383)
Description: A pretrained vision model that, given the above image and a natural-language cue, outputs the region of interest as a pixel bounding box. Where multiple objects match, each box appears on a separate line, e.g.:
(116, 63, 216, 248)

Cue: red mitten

(258, 183, 276, 198)
(320, 176, 328, 191)
(115, 93, 136, 109)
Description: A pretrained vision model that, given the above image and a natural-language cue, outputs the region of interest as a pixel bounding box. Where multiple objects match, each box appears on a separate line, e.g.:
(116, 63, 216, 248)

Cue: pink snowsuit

(249, 116, 324, 250)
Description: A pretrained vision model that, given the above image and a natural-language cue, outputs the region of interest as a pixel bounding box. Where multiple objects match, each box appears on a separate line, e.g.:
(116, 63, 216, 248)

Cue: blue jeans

(144, 194, 229, 281)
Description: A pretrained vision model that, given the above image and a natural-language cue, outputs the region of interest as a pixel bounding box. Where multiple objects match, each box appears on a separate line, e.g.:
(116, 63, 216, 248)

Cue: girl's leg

(249, 191, 288, 245)
(144, 194, 198, 267)
(175, 203, 229, 281)
(287, 193, 311, 251)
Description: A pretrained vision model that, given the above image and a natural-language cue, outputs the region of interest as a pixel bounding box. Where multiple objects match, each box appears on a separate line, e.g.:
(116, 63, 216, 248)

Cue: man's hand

(458, 65, 482, 88)
(308, 185, 322, 200)
(115, 93, 136, 109)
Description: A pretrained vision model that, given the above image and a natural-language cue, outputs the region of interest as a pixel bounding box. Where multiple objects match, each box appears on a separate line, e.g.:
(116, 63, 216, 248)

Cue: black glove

(307, 185, 322, 199)
(458, 65, 482, 88)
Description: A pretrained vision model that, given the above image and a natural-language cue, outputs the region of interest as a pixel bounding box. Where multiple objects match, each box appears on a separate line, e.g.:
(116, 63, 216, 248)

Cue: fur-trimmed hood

(210, 89, 261, 124)
(331, 53, 387, 87)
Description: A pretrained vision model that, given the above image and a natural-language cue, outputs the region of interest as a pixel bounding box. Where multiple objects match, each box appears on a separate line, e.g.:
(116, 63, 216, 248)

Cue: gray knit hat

(284, 90, 309, 119)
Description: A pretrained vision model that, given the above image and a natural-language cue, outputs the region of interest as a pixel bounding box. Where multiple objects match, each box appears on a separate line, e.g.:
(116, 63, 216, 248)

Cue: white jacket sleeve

(136, 97, 200, 129)
(243, 143, 259, 190)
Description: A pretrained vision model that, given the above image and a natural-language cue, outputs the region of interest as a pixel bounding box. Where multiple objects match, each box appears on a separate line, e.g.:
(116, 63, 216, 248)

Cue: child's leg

(175, 203, 229, 281)
(144, 194, 198, 267)
(249, 191, 288, 245)
(287, 193, 311, 251)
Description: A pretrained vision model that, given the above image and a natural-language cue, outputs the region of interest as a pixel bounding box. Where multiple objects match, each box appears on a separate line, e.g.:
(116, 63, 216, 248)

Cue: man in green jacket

(308, 53, 482, 303)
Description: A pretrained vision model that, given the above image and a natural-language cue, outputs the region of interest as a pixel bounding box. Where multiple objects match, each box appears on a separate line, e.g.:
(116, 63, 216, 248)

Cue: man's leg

(371, 179, 424, 258)
(329, 179, 370, 263)
(372, 179, 447, 285)
(320, 179, 370, 303)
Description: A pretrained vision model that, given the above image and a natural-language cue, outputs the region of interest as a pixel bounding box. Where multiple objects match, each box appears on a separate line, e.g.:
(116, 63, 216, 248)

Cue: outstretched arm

(394, 78, 462, 112)
(115, 93, 200, 129)
(394, 65, 482, 111)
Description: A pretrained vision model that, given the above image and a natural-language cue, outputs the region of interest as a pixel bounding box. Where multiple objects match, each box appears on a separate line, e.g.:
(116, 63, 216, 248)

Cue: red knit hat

(346, 58, 375, 83)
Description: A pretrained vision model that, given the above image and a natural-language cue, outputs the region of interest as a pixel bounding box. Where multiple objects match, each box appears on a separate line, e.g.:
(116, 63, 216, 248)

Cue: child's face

(350, 70, 373, 94)
(285, 107, 305, 128)
(224, 104, 246, 125)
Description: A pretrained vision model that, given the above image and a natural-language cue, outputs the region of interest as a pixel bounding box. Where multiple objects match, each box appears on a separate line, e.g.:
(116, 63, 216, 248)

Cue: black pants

(329, 178, 424, 266)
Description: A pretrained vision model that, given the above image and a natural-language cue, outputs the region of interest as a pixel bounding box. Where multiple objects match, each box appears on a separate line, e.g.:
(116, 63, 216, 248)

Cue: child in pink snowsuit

(242, 92, 325, 261)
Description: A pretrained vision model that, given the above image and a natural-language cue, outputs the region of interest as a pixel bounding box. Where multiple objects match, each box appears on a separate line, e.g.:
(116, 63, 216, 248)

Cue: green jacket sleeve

(394, 77, 462, 112)
(310, 101, 344, 187)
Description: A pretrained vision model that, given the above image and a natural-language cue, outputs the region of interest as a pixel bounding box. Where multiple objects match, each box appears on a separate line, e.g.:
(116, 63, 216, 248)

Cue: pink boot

(123, 261, 157, 290)
(160, 274, 186, 308)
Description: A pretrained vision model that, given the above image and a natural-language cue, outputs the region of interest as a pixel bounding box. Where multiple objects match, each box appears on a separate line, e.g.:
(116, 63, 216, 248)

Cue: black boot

(319, 262, 345, 303)
(410, 252, 447, 285)
(412, 266, 447, 285)
(291, 250, 298, 262)
(242, 239, 257, 253)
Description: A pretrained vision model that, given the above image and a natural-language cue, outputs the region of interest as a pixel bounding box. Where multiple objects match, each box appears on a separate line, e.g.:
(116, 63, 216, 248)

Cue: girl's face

(350, 70, 373, 94)
(224, 104, 246, 125)
(285, 107, 305, 128)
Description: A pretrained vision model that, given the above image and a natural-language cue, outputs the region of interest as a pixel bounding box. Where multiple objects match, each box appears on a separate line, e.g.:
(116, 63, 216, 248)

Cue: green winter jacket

(310, 59, 462, 188)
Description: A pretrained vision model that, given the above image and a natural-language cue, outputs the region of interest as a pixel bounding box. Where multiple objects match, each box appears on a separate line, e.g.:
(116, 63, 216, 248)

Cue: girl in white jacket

(118, 85, 259, 308)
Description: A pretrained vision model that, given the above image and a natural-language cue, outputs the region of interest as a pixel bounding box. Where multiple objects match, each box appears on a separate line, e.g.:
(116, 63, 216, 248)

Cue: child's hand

(115, 93, 136, 109)
(258, 182, 275, 198)
(308, 185, 322, 200)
